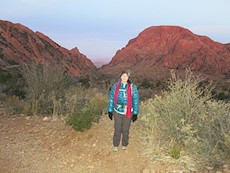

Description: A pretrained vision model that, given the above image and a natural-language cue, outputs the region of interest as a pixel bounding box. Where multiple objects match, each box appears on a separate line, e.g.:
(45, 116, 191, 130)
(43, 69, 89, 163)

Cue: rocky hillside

(99, 26, 230, 79)
(0, 20, 97, 78)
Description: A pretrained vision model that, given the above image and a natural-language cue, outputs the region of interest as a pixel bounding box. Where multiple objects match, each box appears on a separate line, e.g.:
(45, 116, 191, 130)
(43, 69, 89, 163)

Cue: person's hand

(132, 114, 137, 122)
(108, 112, 113, 120)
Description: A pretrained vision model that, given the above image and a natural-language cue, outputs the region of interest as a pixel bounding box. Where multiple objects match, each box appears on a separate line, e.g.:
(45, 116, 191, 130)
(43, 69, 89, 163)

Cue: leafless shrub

(19, 63, 73, 116)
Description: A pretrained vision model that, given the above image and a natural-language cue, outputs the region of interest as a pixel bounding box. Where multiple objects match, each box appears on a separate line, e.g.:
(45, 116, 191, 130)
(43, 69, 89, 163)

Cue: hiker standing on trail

(108, 70, 139, 152)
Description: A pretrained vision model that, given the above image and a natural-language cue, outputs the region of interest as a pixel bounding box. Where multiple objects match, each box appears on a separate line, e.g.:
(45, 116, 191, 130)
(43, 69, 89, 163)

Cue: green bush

(67, 93, 108, 131)
(67, 109, 94, 132)
(140, 69, 230, 167)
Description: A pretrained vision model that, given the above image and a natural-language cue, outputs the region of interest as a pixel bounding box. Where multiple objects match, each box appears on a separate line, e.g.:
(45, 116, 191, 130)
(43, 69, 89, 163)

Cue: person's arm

(132, 84, 139, 115)
(108, 84, 116, 112)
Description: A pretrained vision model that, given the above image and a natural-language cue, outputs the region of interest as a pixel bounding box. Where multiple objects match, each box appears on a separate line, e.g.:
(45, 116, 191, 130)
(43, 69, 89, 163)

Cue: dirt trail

(0, 106, 154, 173)
(3, 106, 229, 173)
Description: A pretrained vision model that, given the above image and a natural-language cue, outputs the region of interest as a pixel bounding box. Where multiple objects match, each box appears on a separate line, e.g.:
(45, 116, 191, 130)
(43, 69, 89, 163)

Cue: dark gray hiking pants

(113, 111, 132, 147)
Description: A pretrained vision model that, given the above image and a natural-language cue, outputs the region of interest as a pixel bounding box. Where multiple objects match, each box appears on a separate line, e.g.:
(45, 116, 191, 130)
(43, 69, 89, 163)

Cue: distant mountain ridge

(1, 21, 230, 80)
(0, 20, 97, 78)
(92, 58, 111, 68)
(99, 26, 230, 79)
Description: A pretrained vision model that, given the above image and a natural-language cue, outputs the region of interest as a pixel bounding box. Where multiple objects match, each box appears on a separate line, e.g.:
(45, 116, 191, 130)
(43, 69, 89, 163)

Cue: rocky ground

(0, 106, 230, 173)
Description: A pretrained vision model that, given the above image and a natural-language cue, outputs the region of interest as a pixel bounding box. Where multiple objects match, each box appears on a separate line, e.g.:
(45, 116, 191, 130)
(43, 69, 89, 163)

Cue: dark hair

(120, 70, 130, 77)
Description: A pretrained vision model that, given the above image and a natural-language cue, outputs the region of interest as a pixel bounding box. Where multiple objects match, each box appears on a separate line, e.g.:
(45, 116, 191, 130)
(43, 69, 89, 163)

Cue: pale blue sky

(1, 0, 230, 62)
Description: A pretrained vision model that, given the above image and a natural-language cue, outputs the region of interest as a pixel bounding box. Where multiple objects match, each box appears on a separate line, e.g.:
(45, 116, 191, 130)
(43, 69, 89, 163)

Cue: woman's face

(121, 73, 129, 83)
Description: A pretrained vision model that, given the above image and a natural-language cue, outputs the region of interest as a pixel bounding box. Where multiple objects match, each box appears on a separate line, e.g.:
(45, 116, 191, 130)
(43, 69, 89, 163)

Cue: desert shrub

(67, 93, 108, 131)
(0, 67, 12, 83)
(4, 95, 20, 107)
(86, 93, 109, 123)
(214, 92, 230, 100)
(22, 102, 33, 116)
(55, 87, 99, 117)
(138, 78, 168, 101)
(19, 63, 74, 116)
(155, 80, 162, 87)
(0, 65, 26, 98)
(17, 63, 106, 118)
(209, 80, 230, 102)
(0, 93, 7, 105)
(94, 79, 111, 93)
(66, 109, 94, 131)
(138, 88, 155, 101)
(140, 69, 230, 168)
(1, 94, 25, 113)
(78, 76, 90, 88)
(139, 79, 154, 89)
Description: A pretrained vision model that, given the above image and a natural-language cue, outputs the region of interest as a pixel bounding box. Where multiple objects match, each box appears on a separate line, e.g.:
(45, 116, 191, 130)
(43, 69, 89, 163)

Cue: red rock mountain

(99, 26, 230, 79)
(0, 20, 97, 77)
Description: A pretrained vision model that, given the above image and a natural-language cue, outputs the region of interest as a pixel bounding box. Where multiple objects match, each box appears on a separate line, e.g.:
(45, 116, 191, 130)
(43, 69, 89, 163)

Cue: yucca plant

(168, 139, 180, 159)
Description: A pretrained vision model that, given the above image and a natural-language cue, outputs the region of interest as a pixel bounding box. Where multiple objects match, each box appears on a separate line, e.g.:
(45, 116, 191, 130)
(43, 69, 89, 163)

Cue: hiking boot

(122, 146, 127, 151)
(113, 147, 118, 152)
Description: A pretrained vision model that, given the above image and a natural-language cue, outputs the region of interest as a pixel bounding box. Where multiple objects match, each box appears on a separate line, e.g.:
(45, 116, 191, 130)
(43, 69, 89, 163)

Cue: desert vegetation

(0, 64, 108, 131)
(140, 69, 230, 169)
(0, 64, 230, 170)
